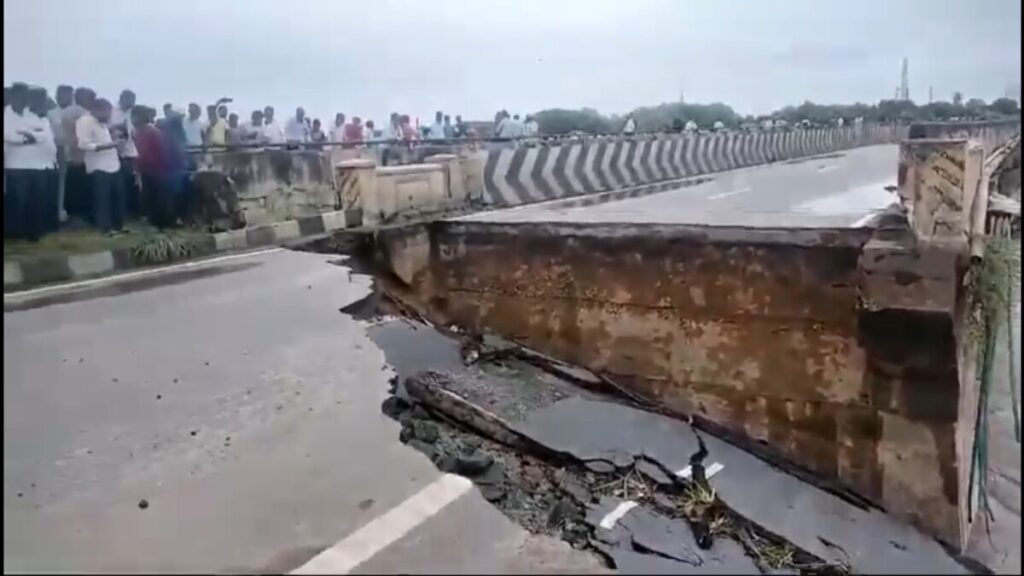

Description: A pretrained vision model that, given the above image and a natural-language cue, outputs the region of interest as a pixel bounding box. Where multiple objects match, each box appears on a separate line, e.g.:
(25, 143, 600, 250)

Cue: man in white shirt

(62, 86, 94, 221)
(284, 107, 309, 144)
(183, 103, 206, 147)
(429, 111, 445, 140)
(262, 106, 285, 144)
(524, 115, 539, 136)
(331, 113, 347, 144)
(244, 109, 266, 143)
(622, 115, 636, 135)
(77, 99, 126, 233)
(504, 114, 526, 138)
(4, 83, 56, 241)
(388, 113, 402, 141)
(109, 89, 140, 217)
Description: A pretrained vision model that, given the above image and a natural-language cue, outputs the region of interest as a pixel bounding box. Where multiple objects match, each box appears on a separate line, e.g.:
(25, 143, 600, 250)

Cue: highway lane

(3, 249, 602, 573)
(461, 144, 899, 227)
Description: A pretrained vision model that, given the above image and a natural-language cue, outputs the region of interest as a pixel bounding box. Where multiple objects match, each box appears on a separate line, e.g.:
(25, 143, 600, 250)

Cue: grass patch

(4, 221, 208, 261)
(679, 481, 717, 520)
(130, 232, 202, 265)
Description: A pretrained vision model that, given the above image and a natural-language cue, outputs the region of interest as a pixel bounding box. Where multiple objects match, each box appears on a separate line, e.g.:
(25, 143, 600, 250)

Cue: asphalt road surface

(3, 249, 605, 574)
(461, 144, 899, 227)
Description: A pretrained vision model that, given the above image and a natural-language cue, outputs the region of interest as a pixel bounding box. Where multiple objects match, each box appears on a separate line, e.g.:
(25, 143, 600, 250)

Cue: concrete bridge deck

(460, 144, 898, 228)
(4, 121, 1020, 573)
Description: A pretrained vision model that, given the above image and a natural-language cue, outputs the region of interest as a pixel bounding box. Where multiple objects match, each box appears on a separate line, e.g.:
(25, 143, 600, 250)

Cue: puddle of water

(366, 320, 465, 384)
(793, 181, 897, 217)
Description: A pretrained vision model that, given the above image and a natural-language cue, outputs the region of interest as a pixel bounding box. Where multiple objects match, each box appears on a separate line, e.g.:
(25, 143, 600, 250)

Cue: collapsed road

(364, 308, 978, 575)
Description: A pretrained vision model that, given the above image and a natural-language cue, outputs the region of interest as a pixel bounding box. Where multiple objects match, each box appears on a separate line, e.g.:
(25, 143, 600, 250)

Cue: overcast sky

(4, 0, 1020, 124)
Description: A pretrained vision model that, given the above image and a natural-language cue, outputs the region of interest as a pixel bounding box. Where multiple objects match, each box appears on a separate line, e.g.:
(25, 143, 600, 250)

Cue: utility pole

(928, 86, 933, 103)
(900, 57, 910, 101)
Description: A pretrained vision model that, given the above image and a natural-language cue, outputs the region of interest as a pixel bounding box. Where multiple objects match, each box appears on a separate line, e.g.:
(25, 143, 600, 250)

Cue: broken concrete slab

(517, 397, 969, 575)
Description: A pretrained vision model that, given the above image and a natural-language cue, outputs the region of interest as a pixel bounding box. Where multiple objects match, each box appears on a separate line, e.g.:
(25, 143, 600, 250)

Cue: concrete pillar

(335, 158, 378, 227)
(424, 153, 467, 208)
(897, 139, 985, 248)
(856, 234, 975, 550)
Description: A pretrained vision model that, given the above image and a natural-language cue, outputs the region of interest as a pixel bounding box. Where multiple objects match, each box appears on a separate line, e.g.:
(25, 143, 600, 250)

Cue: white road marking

(290, 474, 474, 575)
(4, 248, 283, 303)
(850, 212, 879, 228)
(674, 461, 724, 480)
(708, 187, 751, 200)
(599, 500, 638, 529)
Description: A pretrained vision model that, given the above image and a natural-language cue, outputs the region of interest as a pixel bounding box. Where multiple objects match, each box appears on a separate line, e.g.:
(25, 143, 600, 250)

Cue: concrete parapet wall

(482, 125, 906, 207)
(909, 119, 1021, 159)
(897, 138, 985, 245)
(192, 148, 338, 226)
(336, 157, 470, 227)
(376, 219, 979, 549)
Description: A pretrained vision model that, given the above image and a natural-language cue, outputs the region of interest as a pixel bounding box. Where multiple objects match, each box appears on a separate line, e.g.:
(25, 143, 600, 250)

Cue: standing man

(622, 114, 636, 135)
(389, 113, 403, 140)
(62, 87, 94, 221)
(225, 113, 245, 146)
(132, 106, 174, 228)
(158, 112, 190, 221)
(4, 83, 54, 241)
(309, 119, 327, 144)
(28, 87, 59, 234)
(244, 109, 265, 142)
(284, 107, 309, 143)
(429, 111, 445, 140)
(158, 103, 174, 128)
(47, 84, 73, 223)
(262, 106, 284, 144)
(443, 115, 455, 139)
(331, 113, 347, 144)
(207, 105, 229, 146)
(110, 89, 140, 218)
(184, 103, 205, 147)
(524, 115, 539, 137)
(343, 116, 364, 145)
(77, 99, 125, 234)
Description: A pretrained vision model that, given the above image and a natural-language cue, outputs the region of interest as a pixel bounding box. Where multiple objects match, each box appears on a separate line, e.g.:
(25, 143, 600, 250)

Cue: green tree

(533, 108, 612, 134)
(989, 98, 1020, 116)
(952, 92, 964, 107)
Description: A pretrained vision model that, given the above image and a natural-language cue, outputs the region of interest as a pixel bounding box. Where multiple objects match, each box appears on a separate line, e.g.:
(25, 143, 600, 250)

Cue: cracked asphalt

(3, 249, 602, 573)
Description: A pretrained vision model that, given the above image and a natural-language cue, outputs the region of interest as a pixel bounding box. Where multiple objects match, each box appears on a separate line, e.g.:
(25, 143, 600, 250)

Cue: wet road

(3, 249, 602, 573)
(461, 144, 898, 227)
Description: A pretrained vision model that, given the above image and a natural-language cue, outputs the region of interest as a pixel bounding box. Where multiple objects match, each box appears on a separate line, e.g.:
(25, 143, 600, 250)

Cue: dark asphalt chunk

(584, 496, 758, 574)
(517, 397, 969, 575)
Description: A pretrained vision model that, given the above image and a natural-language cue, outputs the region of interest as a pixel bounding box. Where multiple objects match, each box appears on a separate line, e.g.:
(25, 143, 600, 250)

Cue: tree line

(533, 95, 1021, 135)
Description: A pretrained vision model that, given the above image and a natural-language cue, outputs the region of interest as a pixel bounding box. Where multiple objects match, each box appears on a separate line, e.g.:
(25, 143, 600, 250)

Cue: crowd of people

(3, 80, 488, 242)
